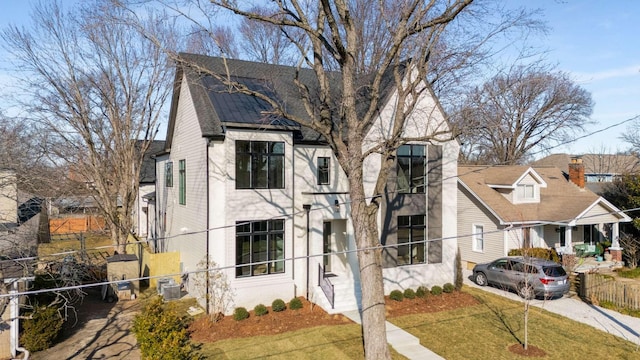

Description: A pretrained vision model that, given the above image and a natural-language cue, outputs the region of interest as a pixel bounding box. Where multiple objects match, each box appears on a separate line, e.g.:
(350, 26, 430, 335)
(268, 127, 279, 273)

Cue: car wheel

(474, 272, 488, 286)
(518, 283, 535, 300)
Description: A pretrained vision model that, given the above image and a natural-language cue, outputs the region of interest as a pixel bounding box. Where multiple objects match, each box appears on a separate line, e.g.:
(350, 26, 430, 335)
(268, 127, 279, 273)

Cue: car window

(511, 262, 538, 274)
(543, 265, 566, 277)
(493, 259, 509, 270)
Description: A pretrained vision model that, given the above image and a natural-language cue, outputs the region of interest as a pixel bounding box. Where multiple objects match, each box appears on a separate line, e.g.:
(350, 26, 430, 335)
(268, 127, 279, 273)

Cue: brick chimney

(568, 156, 585, 188)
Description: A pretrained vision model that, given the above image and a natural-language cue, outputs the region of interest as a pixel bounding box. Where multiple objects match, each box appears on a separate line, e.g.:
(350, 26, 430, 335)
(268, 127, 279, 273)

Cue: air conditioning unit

(157, 278, 173, 295)
(163, 284, 181, 301)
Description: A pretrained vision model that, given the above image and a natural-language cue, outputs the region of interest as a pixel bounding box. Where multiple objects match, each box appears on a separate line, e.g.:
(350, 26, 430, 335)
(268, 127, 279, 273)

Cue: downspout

(205, 140, 210, 315)
(303, 204, 312, 300)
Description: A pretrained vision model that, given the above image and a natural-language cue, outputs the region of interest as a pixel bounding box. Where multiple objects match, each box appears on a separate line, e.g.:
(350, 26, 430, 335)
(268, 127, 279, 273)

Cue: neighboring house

(152, 53, 459, 314)
(533, 153, 640, 194)
(133, 140, 165, 240)
(457, 160, 631, 269)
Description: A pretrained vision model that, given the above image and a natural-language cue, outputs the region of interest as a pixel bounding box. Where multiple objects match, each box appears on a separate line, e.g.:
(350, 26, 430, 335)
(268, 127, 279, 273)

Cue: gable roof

(458, 165, 629, 225)
(164, 53, 405, 150)
(533, 153, 640, 176)
(139, 140, 165, 183)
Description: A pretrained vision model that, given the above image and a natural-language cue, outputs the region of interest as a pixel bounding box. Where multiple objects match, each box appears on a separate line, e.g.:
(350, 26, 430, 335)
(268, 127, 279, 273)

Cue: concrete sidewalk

(463, 269, 640, 344)
(342, 310, 444, 360)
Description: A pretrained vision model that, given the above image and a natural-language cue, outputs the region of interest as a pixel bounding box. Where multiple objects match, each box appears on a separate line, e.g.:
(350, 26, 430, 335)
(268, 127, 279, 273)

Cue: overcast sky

(1, 0, 638, 156)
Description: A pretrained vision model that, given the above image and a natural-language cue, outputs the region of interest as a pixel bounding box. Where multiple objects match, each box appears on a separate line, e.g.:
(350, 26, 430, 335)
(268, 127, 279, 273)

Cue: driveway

(464, 269, 640, 343)
(30, 289, 141, 360)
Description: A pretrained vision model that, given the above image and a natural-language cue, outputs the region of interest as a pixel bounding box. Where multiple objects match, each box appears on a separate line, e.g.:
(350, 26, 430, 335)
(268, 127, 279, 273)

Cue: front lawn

(389, 287, 639, 359)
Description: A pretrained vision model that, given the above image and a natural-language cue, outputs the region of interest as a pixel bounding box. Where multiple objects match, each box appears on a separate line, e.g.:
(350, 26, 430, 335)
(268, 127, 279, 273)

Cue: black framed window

(178, 160, 186, 205)
(165, 162, 173, 187)
(397, 145, 425, 193)
(397, 215, 426, 265)
(317, 157, 330, 185)
(236, 140, 284, 189)
(236, 219, 285, 277)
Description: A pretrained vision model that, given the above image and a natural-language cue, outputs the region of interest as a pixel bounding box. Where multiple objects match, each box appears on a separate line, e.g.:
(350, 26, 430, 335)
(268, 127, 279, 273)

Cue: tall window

(165, 162, 173, 187)
(317, 157, 330, 185)
(236, 219, 285, 277)
(178, 159, 186, 205)
(397, 145, 425, 193)
(397, 215, 426, 265)
(236, 140, 284, 189)
(473, 225, 484, 252)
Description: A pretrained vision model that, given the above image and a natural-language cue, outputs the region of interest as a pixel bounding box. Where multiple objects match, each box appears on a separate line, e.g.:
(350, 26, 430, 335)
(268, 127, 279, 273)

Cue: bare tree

(2, 1, 174, 253)
(120, 0, 542, 358)
(455, 63, 594, 165)
(621, 116, 640, 153)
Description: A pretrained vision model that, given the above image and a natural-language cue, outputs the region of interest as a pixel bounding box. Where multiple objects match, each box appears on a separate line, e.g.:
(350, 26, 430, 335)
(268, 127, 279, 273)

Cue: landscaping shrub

(455, 249, 464, 290)
(289, 297, 303, 310)
(508, 247, 560, 263)
(272, 299, 286, 312)
(133, 296, 198, 359)
(443, 283, 455, 293)
(389, 290, 404, 302)
(233, 307, 249, 321)
(430, 285, 443, 295)
(20, 306, 63, 352)
(415, 286, 429, 298)
(403, 288, 416, 299)
(254, 304, 268, 316)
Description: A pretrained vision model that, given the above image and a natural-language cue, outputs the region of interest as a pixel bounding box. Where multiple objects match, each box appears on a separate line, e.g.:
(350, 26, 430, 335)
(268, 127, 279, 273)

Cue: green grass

(389, 286, 639, 360)
(600, 300, 640, 318)
(618, 267, 640, 279)
(198, 324, 408, 359)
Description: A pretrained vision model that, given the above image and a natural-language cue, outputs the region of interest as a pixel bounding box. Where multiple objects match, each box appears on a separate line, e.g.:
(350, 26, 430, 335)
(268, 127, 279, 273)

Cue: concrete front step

(313, 276, 361, 314)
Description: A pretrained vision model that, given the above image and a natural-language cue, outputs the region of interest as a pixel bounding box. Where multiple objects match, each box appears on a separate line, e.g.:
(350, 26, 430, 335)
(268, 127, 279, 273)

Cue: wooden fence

(49, 216, 106, 234)
(579, 273, 640, 310)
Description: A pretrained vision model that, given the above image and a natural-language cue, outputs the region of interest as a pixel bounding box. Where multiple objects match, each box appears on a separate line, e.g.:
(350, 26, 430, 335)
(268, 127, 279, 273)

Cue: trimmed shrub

(403, 288, 416, 299)
(272, 299, 286, 312)
(455, 248, 464, 290)
(415, 286, 429, 298)
(389, 290, 404, 302)
(20, 306, 63, 352)
(254, 304, 268, 316)
(508, 247, 560, 263)
(443, 283, 455, 293)
(289, 297, 303, 310)
(233, 307, 249, 321)
(133, 296, 198, 359)
(430, 285, 443, 295)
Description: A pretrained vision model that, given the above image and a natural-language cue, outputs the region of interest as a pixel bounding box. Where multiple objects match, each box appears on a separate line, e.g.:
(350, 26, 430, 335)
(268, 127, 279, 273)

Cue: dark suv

(472, 256, 569, 299)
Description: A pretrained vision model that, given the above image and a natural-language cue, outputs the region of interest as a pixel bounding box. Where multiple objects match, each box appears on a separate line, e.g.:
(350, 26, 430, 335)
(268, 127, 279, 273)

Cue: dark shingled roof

(165, 53, 404, 149)
(139, 140, 166, 183)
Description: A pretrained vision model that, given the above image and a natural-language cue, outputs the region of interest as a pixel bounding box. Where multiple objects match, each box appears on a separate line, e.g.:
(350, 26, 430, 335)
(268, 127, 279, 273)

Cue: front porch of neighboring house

(306, 218, 362, 314)
(505, 222, 623, 260)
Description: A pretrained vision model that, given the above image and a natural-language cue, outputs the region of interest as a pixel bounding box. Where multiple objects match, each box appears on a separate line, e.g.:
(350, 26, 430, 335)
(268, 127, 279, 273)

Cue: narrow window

(397, 215, 426, 265)
(473, 225, 484, 252)
(178, 159, 186, 205)
(317, 157, 330, 185)
(165, 162, 173, 187)
(236, 219, 285, 277)
(397, 145, 425, 194)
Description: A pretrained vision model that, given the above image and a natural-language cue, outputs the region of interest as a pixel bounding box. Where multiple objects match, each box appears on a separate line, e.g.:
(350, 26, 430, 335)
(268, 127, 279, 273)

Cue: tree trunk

(348, 170, 390, 360)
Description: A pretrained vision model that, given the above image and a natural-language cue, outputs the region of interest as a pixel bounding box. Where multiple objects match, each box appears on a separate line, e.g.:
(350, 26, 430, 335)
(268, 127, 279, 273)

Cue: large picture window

(165, 162, 173, 187)
(397, 145, 425, 193)
(178, 159, 186, 205)
(317, 157, 330, 185)
(236, 219, 285, 277)
(397, 215, 426, 265)
(236, 140, 284, 189)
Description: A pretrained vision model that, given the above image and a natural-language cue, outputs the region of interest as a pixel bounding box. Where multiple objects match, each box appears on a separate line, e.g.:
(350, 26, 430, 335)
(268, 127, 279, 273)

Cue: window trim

(235, 140, 285, 189)
(317, 156, 330, 185)
(397, 214, 426, 265)
(235, 219, 285, 277)
(472, 224, 484, 252)
(165, 161, 173, 187)
(178, 159, 186, 205)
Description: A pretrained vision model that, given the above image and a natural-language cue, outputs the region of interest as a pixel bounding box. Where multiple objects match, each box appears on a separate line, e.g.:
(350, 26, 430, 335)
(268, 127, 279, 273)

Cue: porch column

(609, 222, 622, 262)
(565, 227, 573, 254)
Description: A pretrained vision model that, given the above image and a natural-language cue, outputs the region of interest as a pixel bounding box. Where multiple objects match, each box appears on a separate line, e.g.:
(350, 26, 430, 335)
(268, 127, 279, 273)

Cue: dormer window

(517, 184, 535, 200)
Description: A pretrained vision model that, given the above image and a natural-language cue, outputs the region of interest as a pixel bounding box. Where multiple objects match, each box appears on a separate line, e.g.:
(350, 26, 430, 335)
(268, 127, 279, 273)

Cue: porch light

(334, 199, 340, 212)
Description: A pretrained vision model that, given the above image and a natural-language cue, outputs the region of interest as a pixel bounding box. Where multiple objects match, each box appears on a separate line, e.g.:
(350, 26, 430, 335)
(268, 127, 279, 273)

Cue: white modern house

(152, 53, 459, 314)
